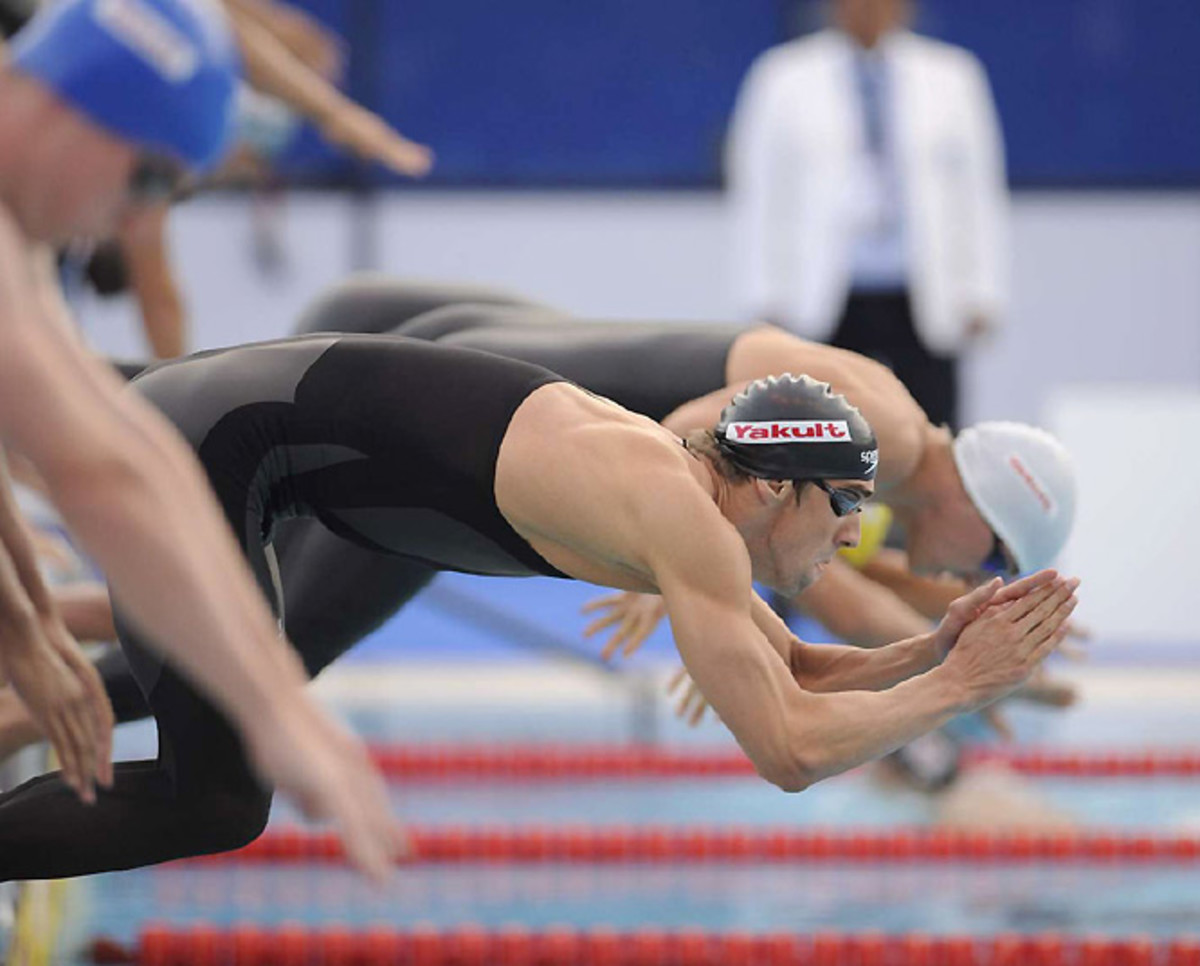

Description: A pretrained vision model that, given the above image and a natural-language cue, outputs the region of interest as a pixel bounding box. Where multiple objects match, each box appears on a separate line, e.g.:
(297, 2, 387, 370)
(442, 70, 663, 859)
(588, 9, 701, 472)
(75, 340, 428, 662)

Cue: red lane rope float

(179, 825, 1200, 866)
(89, 925, 1200, 966)
(365, 744, 1200, 780)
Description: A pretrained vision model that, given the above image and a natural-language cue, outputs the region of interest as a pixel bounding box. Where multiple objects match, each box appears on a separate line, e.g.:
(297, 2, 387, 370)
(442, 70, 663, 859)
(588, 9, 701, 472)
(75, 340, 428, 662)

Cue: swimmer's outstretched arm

(794, 558, 934, 648)
(224, 1, 432, 178)
(757, 572, 1064, 697)
(120, 203, 187, 360)
(0, 219, 401, 881)
(645, 502, 1076, 791)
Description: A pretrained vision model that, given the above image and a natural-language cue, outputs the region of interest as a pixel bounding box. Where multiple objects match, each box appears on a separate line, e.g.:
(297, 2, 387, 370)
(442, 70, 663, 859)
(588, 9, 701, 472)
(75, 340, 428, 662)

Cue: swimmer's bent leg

(0, 636, 271, 880)
(274, 520, 437, 674)
(91, 524, 437, 727)
(95, 647, 152, 723)
(292, 276, 556, 337)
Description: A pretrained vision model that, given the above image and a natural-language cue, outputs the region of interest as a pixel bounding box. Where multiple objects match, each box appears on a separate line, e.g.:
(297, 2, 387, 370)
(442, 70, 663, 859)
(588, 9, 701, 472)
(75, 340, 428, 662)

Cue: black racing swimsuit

(143, 334, 567, 584)
(271, 296, 743, 684)
(96, 284, 747, 750)
(0, 334, 566, 879)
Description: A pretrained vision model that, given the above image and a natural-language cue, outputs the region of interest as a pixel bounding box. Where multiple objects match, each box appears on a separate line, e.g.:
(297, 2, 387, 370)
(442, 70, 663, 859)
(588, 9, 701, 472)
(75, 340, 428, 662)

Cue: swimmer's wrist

(905, 632, 942, 672)
(925, 664, 974, 717)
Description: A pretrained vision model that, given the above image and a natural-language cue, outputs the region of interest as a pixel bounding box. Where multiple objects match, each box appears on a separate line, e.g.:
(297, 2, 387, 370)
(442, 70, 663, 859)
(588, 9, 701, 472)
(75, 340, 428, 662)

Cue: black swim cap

(714, 374, 878, 482)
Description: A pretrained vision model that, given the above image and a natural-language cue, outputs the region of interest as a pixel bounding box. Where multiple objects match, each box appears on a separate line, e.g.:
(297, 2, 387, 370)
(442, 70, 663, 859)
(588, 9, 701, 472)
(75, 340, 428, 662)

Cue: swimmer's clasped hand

(931, 569, 1059, 661)
(939, 575, 1081, 712)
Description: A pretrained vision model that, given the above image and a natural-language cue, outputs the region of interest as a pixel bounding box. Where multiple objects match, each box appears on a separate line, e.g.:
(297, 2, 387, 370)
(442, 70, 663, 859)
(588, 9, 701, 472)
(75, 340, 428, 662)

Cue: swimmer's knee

(187, 788, 272, 855)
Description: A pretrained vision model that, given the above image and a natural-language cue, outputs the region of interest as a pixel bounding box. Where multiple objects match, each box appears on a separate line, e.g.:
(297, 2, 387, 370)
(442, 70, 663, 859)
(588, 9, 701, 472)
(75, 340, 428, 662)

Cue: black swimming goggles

(128, 153, 187, 204)
(811, 479, 868, 517)
(979, 532, 1019, 578)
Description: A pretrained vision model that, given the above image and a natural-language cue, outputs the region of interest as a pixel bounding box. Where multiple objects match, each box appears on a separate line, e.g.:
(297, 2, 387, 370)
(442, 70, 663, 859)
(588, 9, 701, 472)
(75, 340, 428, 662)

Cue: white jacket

(727, 30, 1009, 353)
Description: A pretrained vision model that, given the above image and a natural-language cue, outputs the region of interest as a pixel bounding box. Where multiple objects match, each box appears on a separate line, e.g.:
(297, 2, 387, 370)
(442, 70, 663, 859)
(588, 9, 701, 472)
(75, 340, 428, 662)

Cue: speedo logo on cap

(1009, 455, 1055, 514)
(725, 421, 851, 443)
(93, 0, 199, 83)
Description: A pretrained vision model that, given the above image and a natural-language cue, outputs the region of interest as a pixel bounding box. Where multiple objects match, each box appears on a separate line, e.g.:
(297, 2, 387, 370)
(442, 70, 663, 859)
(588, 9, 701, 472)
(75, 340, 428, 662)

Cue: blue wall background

(279, 0, 1199, 187)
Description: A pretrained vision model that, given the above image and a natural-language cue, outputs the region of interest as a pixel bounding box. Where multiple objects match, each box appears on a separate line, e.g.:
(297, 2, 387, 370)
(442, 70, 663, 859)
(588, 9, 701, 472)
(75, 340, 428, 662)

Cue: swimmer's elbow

(754, 744, 819, 793)
(756, 704, 845, 792)
(762, 765, 812, 794)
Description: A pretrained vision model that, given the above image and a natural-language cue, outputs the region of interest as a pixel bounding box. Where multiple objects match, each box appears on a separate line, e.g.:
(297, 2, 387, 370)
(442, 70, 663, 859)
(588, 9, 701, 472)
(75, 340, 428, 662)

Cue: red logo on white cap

(726, 420, 851, 444)
(1009, 456, 1055, 514)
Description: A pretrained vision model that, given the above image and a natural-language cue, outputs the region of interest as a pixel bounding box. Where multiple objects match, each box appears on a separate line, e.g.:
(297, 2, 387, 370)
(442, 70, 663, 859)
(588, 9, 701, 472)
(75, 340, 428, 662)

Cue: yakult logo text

(725, 421, 852, 444)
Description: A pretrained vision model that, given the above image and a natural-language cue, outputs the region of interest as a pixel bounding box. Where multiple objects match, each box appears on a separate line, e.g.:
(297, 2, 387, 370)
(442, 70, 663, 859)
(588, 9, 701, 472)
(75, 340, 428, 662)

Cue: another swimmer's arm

(119, 203, 187, 359)
(793, 558, 934, 648)
(0, 230, 306, 717)
(0, 220, 400, 878)
(0, 449, 56, 617)
(0, 447, 114, 800)
(858, 549, 967, 621)
(225, 4, 431, 177)
(661, 382, 752, 439)
(223, 0, 343, 78)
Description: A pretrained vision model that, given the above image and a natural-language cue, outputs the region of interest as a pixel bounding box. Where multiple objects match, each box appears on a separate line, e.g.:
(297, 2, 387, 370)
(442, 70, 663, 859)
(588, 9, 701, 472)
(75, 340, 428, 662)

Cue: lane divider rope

(87, 925, 1200, 966)
(364, 744, 1200, 780)
(177, 825, 1200, 866)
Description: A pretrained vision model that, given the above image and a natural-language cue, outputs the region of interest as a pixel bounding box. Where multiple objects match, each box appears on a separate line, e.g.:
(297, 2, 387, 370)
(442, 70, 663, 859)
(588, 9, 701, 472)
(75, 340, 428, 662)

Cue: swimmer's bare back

(496, 382, 725, 593)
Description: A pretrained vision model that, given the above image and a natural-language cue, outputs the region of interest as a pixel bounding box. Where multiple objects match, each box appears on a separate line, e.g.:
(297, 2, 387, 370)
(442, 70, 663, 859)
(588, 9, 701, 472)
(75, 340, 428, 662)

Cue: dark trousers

(831, 290, 959, 430)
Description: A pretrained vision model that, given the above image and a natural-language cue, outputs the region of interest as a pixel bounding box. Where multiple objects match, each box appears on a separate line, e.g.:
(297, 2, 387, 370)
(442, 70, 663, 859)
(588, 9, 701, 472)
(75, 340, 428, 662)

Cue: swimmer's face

(895, 495, 994, 578)
(14, 104, 139, 242)
(758, 477, 872, 595)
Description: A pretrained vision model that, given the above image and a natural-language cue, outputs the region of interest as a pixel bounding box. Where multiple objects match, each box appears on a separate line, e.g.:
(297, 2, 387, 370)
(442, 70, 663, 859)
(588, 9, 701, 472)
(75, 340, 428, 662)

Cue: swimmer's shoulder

(506, 382, 707, 495)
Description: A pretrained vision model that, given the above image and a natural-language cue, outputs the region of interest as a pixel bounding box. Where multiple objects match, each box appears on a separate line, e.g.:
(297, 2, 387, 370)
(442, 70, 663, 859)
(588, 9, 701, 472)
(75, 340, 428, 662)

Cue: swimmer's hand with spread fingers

(0, 450, 113, 803)
(582, 591, 666, 662)
(0, 608, 114, 804)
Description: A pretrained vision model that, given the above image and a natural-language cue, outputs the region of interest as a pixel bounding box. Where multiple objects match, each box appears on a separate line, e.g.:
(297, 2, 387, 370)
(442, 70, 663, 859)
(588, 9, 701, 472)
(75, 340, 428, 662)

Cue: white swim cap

(952, 422, 1077, 574)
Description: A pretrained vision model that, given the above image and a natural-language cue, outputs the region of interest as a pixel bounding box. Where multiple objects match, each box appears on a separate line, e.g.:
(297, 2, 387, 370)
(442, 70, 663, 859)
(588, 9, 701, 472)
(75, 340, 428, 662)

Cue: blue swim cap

(10, 0, 239, 171)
